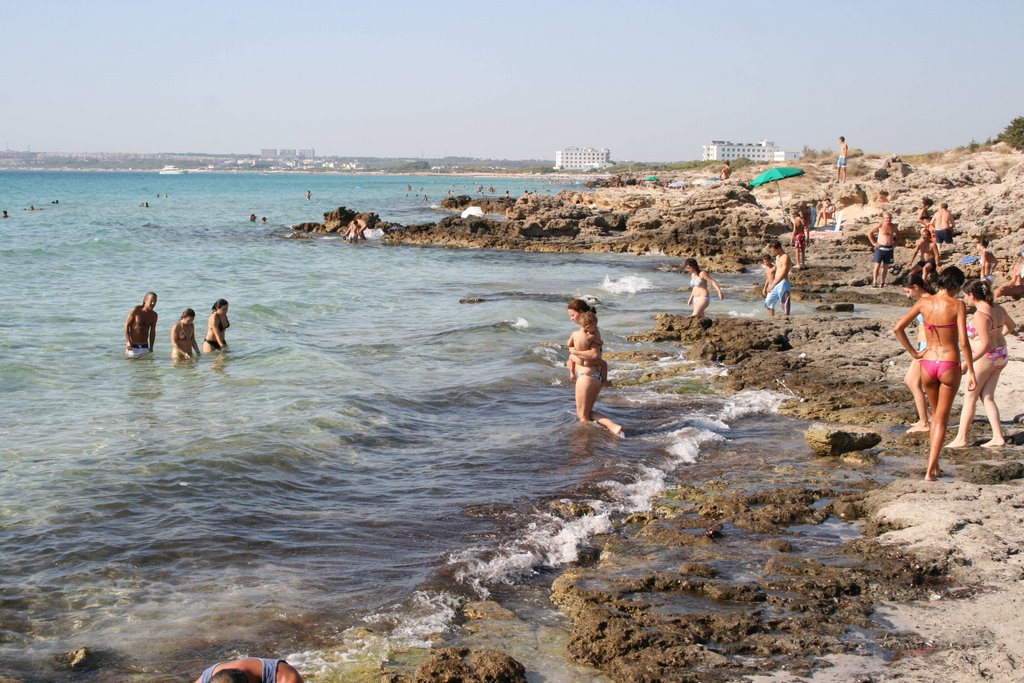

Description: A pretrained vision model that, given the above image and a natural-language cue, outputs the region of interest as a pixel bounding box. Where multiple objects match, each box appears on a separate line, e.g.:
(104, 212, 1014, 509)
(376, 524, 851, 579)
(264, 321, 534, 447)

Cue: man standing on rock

(868, 212, 897, 287)
(933, 202, 955, 248)
(836, 136, 848, 182)
(765, 241, 792, 318)
(124, 292, 158, 357)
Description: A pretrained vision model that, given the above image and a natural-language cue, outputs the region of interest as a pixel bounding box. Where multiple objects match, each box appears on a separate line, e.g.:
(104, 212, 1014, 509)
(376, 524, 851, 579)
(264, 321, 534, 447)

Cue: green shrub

(997, 116, 1024, 150)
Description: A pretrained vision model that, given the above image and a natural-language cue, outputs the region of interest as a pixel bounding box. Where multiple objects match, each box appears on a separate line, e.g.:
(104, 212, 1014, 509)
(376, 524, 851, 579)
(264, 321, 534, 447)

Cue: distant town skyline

(3, 1, 1022, 161)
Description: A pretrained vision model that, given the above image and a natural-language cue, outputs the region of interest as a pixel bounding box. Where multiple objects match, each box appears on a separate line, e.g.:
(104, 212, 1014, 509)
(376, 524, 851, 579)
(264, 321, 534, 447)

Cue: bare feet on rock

(945, 439, 968, 449)
(906, 422, 930, 434)
(981, 439, 1006, 448)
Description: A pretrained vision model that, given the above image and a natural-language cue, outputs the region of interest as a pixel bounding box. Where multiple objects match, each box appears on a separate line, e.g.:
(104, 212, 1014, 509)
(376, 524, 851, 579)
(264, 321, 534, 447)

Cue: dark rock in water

(805, 423, 882, 457)
(959, 460, 1024, 485)
(459, 297, 486, 304)
(394, 647, 526, 683)
(56, 647, 93, 670)
(289, 206, 386, 235)
(815, 303, 855, 312)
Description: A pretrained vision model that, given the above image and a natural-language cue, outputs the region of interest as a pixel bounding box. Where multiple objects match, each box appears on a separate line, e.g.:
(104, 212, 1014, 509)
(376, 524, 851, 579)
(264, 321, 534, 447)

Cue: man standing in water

(867, 212, 897, 287)
(836, 136, 848, 182)
(765, 241, 792, 318)
(124, 292, 158, 357)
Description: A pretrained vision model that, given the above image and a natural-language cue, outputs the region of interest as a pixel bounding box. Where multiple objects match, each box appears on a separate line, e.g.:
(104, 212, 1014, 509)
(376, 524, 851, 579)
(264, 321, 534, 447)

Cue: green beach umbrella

(749, 167, 805, 209)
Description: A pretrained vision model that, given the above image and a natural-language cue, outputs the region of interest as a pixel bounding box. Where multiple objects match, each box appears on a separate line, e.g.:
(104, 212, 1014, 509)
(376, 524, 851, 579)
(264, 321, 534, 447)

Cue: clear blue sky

(3, 0, 1022, 161)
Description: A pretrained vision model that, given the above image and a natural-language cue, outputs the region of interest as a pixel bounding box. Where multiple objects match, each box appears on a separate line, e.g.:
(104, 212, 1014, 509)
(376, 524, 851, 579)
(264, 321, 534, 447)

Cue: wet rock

(549, 500, 595, 517)
(402, 647, 527, 683)
(459, 297, 486, 304)
(805, 423, 882, 457)
(762, 539, 793, 552)
(814, 303, 855, 312)
(463, 601, 516, 621)
(439, 195, 514, 214)
(56, 647, 94, 670)
(958, 460, 1024, 484)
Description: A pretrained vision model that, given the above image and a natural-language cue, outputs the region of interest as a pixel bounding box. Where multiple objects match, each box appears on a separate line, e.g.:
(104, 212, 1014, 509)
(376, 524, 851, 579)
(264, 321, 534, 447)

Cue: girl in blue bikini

(894, 266, 976, 480)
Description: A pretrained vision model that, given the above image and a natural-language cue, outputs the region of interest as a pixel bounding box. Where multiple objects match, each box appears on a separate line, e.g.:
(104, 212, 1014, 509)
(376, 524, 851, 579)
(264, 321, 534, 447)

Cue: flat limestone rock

(805, 423, 881, 457)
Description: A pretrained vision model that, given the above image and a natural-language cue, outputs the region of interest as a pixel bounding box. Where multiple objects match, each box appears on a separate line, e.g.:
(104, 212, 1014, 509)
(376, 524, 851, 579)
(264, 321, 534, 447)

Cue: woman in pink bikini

(947, 279, 1015, 448)
(894, 266, 976, 480)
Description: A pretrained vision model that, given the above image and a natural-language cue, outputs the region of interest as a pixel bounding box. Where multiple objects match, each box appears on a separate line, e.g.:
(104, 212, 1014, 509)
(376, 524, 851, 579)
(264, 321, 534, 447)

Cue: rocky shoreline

(362, 148, 1024, 682)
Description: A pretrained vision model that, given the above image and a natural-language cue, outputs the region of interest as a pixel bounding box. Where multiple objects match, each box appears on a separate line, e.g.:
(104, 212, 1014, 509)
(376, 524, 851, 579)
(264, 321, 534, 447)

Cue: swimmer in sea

(203, 299, 230, 353)
(170, 308, 201, 360)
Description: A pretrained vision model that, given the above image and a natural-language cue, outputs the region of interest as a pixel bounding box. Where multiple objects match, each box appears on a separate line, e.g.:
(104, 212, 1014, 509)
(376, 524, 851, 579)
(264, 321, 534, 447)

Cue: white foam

(450, 511, 612, 595)
(601, 464, 666, 512)
(599, 275, 652, 294)
(363, 590, 460, 648)
(720, 389, 787, 420)
(510, 317, 529, 330)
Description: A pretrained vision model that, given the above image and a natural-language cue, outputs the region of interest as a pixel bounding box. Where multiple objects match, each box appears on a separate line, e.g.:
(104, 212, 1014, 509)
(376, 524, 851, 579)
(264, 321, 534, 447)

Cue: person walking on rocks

(947, 279, 1015, 449)
(933, 202, 955, 247)
(868, 212, 897, 287)
(790, 209, 809, 270)
(566, 301, 622, 435)
(901, 273, 934, 434)
(685, 258, 724, 318)
(893, 266, 976, 481)
(765, 241, 791, 318)
(836, 136, 848, 182)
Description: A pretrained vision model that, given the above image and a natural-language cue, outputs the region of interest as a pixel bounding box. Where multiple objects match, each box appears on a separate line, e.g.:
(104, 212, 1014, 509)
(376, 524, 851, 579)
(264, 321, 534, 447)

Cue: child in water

(170, 308, 201, 360)
(568, 310, 610, 386)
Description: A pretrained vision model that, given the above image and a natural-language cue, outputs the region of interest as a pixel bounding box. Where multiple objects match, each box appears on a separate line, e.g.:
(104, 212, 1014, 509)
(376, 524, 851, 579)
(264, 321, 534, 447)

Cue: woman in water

(685, 258, 723, 318)
(901, 274, 933, 433)
(566, 299, 621, 435)
(893, 266, 976, 480)
(170, 308, 201, 360)
(947, 279, 1015, 448)
(203, 299, 230, 353)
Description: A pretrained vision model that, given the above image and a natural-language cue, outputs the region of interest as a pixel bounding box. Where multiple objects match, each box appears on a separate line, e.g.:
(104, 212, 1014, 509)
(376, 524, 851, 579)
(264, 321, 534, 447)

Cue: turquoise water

(0, 171, 783, 679)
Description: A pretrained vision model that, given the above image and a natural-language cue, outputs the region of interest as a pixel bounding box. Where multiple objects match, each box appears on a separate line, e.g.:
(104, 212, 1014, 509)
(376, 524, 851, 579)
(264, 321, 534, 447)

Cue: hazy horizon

(4, 1, 1022, 161)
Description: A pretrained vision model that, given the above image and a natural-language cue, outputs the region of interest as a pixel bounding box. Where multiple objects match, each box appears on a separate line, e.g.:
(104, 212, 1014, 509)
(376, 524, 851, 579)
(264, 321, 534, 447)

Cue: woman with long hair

(170, 308, 201, 360)
(947, 279, 1015, 448)
(901, 274, 933, 433)
(566, 299, 622, 435)
(684, 258, 724, 318)
(203, 299, 230, 353)
(893, 266, 976, 480)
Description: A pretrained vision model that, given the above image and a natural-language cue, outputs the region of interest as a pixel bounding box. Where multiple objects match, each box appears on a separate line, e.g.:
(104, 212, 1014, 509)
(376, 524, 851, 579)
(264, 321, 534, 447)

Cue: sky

(2, 0, 1022, 161)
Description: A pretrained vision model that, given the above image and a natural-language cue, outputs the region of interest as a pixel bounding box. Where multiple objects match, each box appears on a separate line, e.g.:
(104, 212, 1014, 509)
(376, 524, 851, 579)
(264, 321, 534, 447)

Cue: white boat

(158, 165, 186, 175)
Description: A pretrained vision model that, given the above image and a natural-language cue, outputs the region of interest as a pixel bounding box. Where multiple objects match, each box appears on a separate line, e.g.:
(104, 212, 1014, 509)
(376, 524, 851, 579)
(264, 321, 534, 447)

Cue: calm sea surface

(1, 171, 792, 680)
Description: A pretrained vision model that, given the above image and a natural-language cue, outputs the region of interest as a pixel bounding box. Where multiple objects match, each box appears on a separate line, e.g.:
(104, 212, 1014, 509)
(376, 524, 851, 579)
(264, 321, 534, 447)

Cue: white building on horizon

(702, 140, 802, 163)
(554, 147, 611, 171)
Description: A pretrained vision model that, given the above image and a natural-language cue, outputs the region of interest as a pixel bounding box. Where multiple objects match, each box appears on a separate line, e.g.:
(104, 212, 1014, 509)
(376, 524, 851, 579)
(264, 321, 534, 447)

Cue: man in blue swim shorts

(765, 241, 792, 318)
(836, 136, 848, 182)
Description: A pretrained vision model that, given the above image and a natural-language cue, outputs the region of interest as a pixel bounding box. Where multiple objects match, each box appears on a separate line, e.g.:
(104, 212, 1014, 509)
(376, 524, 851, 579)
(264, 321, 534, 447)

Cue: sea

(0, 171, 818, 681)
